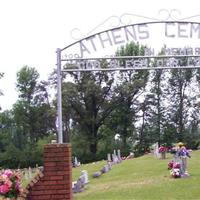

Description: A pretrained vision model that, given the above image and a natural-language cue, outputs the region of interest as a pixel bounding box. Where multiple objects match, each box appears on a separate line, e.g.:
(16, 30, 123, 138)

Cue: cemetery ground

(72, 150, 200, 200)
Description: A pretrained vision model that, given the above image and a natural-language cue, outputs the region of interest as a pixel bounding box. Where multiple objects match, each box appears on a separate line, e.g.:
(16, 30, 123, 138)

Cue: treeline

(1, 42, 200, 168)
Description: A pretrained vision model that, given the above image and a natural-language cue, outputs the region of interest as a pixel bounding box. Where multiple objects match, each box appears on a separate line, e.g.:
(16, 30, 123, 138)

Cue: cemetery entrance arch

(56, 12, 200, 143)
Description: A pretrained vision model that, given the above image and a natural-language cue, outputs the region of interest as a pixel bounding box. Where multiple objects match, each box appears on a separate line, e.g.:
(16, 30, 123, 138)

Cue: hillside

(73, 150, 200, 200)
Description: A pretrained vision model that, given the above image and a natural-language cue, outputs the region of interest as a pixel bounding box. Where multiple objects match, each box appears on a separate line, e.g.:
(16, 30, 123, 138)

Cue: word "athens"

(79, 22, 200, 57)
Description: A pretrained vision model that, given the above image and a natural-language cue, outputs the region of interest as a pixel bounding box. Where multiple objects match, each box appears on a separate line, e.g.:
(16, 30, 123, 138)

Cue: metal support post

(56, 48, 63, 143)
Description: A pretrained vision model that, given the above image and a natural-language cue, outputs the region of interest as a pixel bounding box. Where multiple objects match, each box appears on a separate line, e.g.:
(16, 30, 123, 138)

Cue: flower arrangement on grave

(170, 167, 181, 178)
(168, 161, 181, 178)
(168, 160, 174, 170)
(159, 145, 167, 159)
(158, 145, 167, 153)
(0, 169, 22, 199)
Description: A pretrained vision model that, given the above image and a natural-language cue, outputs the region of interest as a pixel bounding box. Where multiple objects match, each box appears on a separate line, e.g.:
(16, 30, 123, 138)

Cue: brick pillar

(27, 143, 72, 200)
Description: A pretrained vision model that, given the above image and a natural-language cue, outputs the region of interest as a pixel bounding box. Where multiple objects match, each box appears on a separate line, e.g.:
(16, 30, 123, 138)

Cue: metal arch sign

(61, 55, 200, 72)
(56, 11, 200, 143)
(59, 20, 200, 73)
(61, 21, 200, 59)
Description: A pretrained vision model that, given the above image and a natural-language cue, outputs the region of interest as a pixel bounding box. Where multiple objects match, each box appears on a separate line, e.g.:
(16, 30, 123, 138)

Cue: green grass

(73, 150, 200, 200)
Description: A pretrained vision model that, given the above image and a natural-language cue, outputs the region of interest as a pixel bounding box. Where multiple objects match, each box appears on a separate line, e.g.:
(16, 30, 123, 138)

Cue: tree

(0, 68, 57, 168)
(183, 68, 200, 148)
(62, 65, 116, 161)
(136, 94, 156, 154)
(0, 110, 13, 151)
(147, 66, 168, 146)
(167, 67, 194, 142)
(111, 42, 149, 154)
(13, 66, 55, 142)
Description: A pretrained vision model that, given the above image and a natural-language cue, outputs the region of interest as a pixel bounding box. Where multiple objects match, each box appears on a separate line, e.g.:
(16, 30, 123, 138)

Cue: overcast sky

(0, 0, 200, 110)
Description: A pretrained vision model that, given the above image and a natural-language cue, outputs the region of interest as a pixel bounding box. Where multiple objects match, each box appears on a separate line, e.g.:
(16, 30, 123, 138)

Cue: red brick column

(27, 143, 72, 200)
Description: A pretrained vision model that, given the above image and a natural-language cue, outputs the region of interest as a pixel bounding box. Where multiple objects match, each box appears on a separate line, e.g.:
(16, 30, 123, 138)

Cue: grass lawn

(73, 150, 200, 200)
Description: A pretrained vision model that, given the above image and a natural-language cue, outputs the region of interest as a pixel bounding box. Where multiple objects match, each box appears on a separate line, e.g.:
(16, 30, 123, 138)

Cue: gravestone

(81, 170, 89, 184)
(74, 157, 78, 167)
(112, 154, 119, 164)
(73, 178, 84, 193)
(28, 167, 32, 179)
(117, 149, 122, 161)
(101, 165, 109, 174)
(107, 153, 111, 162)
(93, 171, 102, 178)
(153, 142, 160, 159)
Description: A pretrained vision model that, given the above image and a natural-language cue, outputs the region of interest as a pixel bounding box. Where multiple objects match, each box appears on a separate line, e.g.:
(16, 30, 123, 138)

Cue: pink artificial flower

(0, 183, 10, 194)
(5, 179, 12, 188)
(168, 160, 174, 170)
(173, 162, 181, 169)
(159, 146, 167, 153)
(0, 169, 22, 197)
(3, 169, 13, 178)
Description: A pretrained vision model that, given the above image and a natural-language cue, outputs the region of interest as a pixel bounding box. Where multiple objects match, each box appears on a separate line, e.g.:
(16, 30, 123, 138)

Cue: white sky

(0, 0, 200, 110)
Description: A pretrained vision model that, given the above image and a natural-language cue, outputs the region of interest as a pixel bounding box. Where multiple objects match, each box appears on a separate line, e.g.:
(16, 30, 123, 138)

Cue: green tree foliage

(13, 66, 56, 143)
(62, 68, 116, 161)
(111, 42, 149, 155)
(0, 134, 53, 168)
(167, 67, 194, 142)
(182, 68, 200, 148)
(0, 111, 13, 151)
(0, 67, 56, 168)
(135, 95, 155, 155)
(147, 68, 167, 146)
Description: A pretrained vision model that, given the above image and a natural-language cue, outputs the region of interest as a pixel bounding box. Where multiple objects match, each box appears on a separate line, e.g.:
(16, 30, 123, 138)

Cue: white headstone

(81, 170, 89, 184)
(112, 154, 115, 162)
(28, 166, 32, 179)
(74, 157, 78, 167)
(117, 149, 121, 159)
(93, 171, 102, 178)
(107, 153, 111, 162)
(112, 154, 119, 163)
(153, 142, 161, 159)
